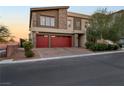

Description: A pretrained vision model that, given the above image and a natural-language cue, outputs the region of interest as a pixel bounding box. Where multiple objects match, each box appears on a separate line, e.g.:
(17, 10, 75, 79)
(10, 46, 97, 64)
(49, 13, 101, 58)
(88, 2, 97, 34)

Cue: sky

(0, 6, 124, 41)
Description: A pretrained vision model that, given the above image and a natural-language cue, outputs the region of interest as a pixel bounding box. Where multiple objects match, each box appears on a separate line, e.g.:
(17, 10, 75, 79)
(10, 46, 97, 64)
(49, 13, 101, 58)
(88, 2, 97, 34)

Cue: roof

(67, 12, 90, 19)
(30, 6, 69, 11)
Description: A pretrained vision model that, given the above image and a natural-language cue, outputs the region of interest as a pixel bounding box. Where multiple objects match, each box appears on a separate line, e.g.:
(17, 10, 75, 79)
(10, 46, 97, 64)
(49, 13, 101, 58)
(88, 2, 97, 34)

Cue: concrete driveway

(8, 48, 92, 61)
(33, 48, 92, 58)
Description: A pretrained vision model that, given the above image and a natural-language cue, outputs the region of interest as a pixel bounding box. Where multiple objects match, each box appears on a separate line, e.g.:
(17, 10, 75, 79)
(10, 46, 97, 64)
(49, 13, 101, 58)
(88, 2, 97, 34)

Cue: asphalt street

(0, 52, 124, 86)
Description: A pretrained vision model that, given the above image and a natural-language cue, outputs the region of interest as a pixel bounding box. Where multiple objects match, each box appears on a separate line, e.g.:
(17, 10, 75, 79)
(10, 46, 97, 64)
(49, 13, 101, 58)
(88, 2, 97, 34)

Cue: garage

(51, 35, 72, 47)
(36, 34, 49, 48)
(36, 34, 72, 48)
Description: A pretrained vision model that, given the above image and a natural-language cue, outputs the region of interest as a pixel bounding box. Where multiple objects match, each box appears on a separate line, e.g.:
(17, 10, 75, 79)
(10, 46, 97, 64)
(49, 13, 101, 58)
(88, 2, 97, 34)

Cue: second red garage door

(51, 35, 72, 47)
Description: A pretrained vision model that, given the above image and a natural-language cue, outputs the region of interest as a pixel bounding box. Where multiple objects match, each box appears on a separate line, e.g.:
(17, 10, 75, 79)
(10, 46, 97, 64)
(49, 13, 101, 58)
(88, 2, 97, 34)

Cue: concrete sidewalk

(0, 49, 124, 64)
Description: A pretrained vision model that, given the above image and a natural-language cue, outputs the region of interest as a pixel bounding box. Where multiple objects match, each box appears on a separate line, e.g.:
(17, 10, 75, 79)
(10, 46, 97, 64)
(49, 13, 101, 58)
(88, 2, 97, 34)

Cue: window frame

(73, 17, 81, 30)
(67, 20, 72, 28)
(40, 15, 56, 28)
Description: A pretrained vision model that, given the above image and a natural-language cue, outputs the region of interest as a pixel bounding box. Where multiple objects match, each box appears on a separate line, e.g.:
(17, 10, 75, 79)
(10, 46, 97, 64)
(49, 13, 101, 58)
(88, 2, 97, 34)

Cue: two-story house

(29, 6, 90, 48)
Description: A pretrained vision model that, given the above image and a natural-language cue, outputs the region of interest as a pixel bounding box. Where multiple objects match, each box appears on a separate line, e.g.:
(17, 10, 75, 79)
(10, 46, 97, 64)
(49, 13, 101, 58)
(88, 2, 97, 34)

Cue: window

(74, 17, 81, 30)
(51, 18, 55, 27)
(76, 21, 81, 28)
(40, 16, 55, 27)
(67, 20, 71, 28)
(40, 16, 45, 26)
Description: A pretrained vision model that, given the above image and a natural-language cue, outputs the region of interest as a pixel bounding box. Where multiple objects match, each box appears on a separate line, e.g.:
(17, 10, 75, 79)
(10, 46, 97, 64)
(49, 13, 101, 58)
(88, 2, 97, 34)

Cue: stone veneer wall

(31, 9, 68, 29)
(58, 9, 67, 29)
(31, 12, 37, 27)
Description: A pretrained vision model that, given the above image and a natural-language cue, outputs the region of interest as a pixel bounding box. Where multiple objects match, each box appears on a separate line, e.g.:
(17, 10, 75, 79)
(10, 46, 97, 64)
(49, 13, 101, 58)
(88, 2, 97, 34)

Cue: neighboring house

(29, 6, 90, 48)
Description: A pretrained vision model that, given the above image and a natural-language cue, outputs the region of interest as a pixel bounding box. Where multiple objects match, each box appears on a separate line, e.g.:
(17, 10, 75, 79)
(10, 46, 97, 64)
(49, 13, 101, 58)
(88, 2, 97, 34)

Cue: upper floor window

(74, 17, 81, 30)
(40, 16, 55, 27)
(67, 20, 72, 28)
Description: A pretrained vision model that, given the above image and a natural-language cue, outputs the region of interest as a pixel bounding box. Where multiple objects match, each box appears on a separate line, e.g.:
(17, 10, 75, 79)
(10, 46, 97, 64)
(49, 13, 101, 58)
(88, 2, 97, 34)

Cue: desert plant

(23, 40, 34, 57)
(85, 42, 95, 49)
(23, 41, 33, 51)
(85, 42, 119, 51)
(25, 50, 34, 57)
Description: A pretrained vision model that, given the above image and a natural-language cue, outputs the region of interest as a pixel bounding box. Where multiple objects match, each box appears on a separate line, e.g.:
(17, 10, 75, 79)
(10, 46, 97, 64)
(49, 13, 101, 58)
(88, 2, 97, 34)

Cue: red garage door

(36, 34, 49, 48)
(51, 35, 72, 47)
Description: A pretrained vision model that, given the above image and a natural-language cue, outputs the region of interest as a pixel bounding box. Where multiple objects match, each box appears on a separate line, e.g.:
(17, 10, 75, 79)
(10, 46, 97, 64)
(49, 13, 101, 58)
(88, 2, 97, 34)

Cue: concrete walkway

(1, 48, 123, 64)
(0, 49, 124, 64)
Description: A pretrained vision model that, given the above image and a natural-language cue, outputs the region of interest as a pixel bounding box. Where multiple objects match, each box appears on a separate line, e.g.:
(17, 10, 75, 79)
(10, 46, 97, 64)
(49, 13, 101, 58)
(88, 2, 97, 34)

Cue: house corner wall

(31, 31, 36, 48)
(58, 9, 67, 29)
(74, 34, 78, 47)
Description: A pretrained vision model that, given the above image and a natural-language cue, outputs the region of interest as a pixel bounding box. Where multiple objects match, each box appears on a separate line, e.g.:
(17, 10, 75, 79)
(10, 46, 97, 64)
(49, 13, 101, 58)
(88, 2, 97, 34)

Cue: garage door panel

(36, 35, 49, 48)
(51, 36, 72, 47)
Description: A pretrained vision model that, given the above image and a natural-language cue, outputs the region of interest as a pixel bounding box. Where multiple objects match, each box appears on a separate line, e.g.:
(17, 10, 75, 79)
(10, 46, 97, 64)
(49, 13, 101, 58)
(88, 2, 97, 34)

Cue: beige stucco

(73, 34, 78, 47)
(67, 12, 90, 19)
(30, 27, 85, 34)
(67, 17, 73, 31)
(67, 16, 88, 33)
(31, 31, 36, 47)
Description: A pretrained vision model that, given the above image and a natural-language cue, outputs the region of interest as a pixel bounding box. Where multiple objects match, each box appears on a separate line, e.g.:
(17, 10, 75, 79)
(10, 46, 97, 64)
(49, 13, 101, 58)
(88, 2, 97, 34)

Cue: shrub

(85, 42, 119, 51)
(23, 41, 33, 51)
(23, 40, 34, 57)
(113, 44, 120, 50)
(25, 50, 34, 57)
(107, 44, 119, 50)
(107, 44, 114, 50)
(85, 42, 95, 49)
(94, 43, 107, 51)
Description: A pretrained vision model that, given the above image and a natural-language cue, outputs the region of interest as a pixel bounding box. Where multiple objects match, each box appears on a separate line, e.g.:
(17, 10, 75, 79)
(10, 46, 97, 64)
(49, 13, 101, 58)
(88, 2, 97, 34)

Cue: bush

(85, 42, 95, 49)
(94, 43, 107, 51)
(113, 44, 120, 50)
(23, 40, 34, 58)
(85, 42, 119, 51)
(107, 44, 119, 50)
(107, 44, 113, 50)
(23, 41, 33, 51)
(25, 50, 34, 57)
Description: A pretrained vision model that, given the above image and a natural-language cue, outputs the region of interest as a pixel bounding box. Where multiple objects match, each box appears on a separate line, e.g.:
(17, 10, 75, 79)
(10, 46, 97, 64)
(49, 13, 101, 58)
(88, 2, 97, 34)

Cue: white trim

(0, 50, 124, 64)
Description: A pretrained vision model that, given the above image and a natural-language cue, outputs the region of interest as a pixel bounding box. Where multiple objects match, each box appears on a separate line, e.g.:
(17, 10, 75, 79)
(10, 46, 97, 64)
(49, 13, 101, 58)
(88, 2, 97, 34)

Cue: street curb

(0, 50, 124, 64)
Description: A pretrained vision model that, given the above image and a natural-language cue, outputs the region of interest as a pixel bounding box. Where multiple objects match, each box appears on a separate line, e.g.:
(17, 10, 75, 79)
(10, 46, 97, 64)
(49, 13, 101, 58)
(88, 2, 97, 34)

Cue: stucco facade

(29, 6, 90, 48)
